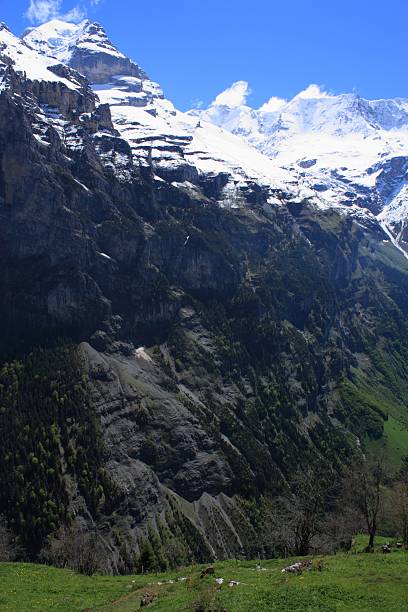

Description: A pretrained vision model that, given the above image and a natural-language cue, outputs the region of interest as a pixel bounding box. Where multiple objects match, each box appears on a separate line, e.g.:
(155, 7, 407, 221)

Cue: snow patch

(135, 347, 153, 362)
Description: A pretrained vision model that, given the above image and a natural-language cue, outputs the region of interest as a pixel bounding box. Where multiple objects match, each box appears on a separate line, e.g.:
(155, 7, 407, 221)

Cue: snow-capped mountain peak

(17, 19, 408, 252)
(23, 20, 146, 85)
(0, 21, 79, 89)
(191, 82, 408, 251)
(21, 20, 295, 197)
(23, 19, 125, 64)
(197, 82, 408, 138)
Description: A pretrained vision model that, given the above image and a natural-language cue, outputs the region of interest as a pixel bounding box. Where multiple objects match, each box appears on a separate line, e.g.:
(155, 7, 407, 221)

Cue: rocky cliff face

(1, 20, 408, 572)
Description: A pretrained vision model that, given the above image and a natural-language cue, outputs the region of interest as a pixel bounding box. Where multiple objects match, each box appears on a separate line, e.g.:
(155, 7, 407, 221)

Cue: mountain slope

(0, 19, 407, 572)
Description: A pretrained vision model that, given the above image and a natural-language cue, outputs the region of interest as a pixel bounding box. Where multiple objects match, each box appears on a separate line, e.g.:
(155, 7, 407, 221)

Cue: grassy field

(1, 537, 407, 612)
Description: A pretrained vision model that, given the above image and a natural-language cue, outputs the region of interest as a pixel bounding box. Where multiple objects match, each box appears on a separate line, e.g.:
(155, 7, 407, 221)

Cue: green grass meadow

(1, 538, 407, 611)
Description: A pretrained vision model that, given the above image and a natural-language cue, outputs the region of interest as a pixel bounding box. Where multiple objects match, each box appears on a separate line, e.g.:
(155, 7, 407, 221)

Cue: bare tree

(391, 482, 408, 545)
(0, 516, 21, 561)
(0, 519, 12, 562)
(314, 505, 363, 554)
(40, 521, 111, 575)
(389, 457, 408, 545)
(344, 457, 386, 550)
(266, 465, 336, 556)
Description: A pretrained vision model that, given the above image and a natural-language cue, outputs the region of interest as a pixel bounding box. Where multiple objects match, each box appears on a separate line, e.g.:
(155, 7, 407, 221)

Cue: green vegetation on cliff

(0, 344, 118, 557)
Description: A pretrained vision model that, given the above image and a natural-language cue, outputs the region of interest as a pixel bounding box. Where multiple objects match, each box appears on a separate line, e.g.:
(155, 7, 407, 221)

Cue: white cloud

(295, 84, 330, 100)
(213, 81, 251, 107)
(259, 96, 286, 113)
(63, 5, 87, 21)
(26, 0, 62, 23)
(25, 0, 94, 24)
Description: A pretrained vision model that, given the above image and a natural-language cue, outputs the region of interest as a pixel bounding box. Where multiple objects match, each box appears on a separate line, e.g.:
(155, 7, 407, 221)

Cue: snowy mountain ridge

(190, 81, 408, 249)
(194, 80, 408, 138)
(20, 19, 298, 208)
(4, 18, 408, 252)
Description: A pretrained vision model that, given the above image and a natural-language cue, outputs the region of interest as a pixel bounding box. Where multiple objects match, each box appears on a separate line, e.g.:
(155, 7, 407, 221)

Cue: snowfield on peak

(0, 23, 79, 89)
(23, 19, 304, 206)
(191, 81, 408, 248)
(23, 19, 125, 63)
(195, 81, 408, 137)
(97, 83, 296, 199)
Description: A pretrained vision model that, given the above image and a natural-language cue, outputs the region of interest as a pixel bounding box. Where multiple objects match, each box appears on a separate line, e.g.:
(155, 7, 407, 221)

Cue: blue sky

(2, 0, 407, 110)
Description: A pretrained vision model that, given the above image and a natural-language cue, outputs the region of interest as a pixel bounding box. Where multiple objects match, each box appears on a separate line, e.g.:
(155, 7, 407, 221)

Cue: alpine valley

(1, 18, 408, 572)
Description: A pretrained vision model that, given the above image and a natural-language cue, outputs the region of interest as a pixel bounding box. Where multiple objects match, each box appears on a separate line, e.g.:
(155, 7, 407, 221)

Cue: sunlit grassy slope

(1, 540, 407, 612)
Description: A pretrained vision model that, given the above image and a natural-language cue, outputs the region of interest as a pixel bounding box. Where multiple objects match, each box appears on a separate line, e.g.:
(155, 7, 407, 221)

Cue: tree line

(2, 452, 407, 573)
